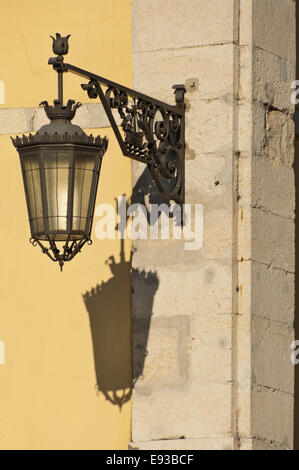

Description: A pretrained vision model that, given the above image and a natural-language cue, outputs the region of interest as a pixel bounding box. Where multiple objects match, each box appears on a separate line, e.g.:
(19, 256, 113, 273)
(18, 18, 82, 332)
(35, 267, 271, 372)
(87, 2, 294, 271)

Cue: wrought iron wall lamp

(11, 34, 186, 270)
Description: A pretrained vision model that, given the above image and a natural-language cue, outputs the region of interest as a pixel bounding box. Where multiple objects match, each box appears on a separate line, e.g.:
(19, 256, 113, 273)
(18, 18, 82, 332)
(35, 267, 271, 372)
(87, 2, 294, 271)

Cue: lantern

(12, 98, 108, 270)
(11, 32, 186, 271)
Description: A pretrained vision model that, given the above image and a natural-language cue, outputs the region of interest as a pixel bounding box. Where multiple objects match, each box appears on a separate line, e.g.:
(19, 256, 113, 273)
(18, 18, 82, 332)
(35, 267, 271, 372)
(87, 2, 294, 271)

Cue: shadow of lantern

(83, 237, 159, 410)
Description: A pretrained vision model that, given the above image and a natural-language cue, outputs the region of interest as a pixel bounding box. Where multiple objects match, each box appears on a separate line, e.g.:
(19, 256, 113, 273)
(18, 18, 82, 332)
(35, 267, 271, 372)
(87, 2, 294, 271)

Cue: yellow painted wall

(0, 0, 132, 449)
(0, 0, 132, 107)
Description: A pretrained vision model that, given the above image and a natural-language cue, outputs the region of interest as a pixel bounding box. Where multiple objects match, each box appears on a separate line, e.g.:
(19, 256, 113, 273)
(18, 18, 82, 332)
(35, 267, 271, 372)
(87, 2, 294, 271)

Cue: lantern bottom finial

(30, 237, 91, 270)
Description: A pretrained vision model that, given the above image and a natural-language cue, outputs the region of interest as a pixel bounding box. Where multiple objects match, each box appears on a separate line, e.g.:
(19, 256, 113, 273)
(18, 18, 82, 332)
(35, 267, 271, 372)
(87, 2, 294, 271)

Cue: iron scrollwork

(48, 33, 186, 203)
(80, 79, 185, 204)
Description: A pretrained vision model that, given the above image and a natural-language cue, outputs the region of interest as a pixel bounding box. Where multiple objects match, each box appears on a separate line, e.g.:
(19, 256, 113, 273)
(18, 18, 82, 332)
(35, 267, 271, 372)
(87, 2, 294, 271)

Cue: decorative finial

(50, 33, 71, 56)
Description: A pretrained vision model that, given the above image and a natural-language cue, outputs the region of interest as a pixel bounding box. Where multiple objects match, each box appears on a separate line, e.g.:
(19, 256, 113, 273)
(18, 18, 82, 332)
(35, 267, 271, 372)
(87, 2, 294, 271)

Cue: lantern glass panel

(73, 152, 96, 233)
(44, 150, 70, 234)
(22, 152, 44, 236)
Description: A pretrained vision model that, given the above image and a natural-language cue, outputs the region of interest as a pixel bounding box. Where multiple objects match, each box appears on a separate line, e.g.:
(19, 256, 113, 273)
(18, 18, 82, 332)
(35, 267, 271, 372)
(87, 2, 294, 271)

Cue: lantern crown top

(40, 98, 80, 121)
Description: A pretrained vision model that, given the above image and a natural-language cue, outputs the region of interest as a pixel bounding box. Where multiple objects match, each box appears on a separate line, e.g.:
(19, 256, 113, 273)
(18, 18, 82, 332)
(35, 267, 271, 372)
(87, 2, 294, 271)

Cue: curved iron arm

(48, 35, 186, 204)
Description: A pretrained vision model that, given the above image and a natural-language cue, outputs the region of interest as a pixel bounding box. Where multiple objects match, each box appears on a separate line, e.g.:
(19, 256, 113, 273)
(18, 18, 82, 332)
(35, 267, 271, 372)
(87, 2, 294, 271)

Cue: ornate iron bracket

(48, 34, 186, 204)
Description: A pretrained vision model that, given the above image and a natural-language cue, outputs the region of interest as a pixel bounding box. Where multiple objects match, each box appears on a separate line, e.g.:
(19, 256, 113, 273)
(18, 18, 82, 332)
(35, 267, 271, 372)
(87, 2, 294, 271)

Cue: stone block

(132, 0, 235, 53)
(186, 99, 234, 157)
(133, 45, 234, 103)
(186, 153, 230, 206)
(0, 107, 34, 135)
(239, 46, 252, 102)
(133, 316, 190, 391)
(252, 385, 293, 448)
(133, 262, 233, 318)
(239, 0, 253, 46)
(235, 261, 252, 438)
(251, 260, 294, 324)
(252, 156, 295, 219)
(190, 313, 232, 384)
(252, 208, 295, 272)
(252, 315, 294, 394)
(252, 0, 295, 61)
(252, 102, 266, 157)
(264, 110, 294, 167)
(132, 381, 232, 441)
(253, 47, 295, 113)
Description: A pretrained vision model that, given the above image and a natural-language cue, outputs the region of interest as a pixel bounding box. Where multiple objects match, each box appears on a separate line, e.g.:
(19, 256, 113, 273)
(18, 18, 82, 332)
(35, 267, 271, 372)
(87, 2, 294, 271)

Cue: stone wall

(246, 0, 295, 450)
(130, 0, 295, 450)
